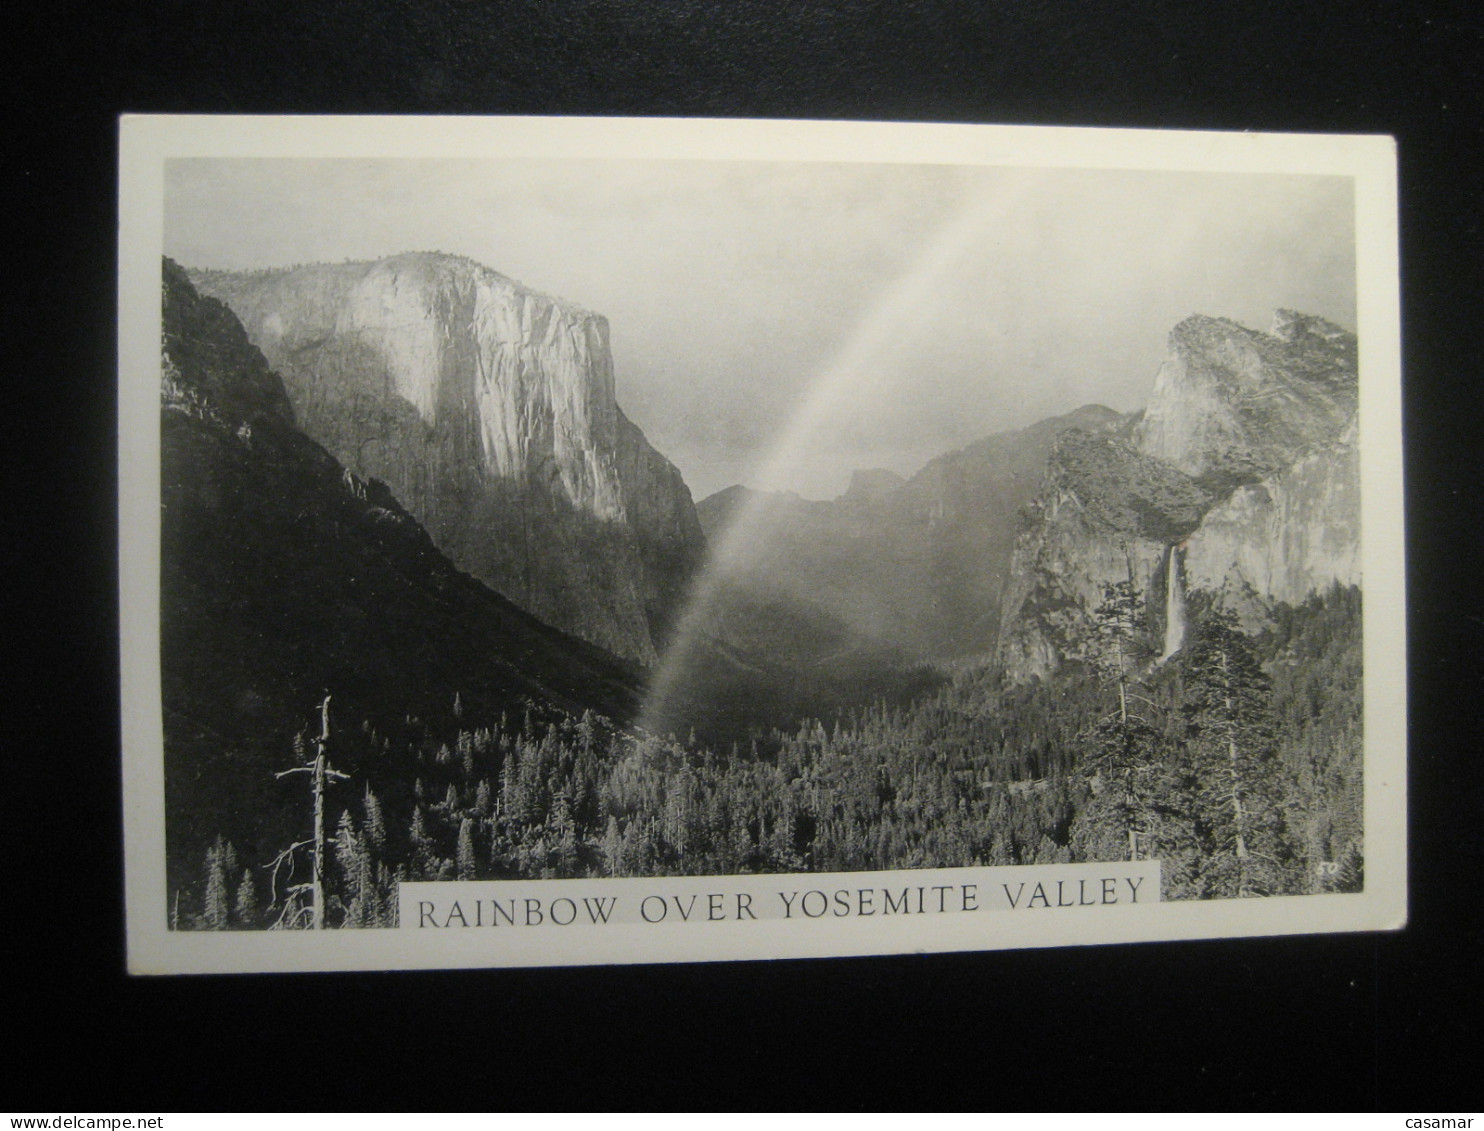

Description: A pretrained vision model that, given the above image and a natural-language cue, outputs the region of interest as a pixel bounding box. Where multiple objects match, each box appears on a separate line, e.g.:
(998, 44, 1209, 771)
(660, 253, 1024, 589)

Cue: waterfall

(1159, 543, 1186, 661)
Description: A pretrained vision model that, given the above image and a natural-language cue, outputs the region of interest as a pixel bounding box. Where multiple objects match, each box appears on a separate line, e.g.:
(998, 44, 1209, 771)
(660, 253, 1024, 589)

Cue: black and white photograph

(118, 116, 1404, 973)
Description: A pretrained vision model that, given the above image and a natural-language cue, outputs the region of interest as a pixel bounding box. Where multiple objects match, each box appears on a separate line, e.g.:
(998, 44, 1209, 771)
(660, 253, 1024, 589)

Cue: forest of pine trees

(178, 584, 1364, 929)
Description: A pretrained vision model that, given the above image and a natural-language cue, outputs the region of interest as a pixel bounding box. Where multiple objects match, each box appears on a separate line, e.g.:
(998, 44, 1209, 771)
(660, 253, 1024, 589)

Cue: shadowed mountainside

(189, 253, 705, 665)
(161, 258, 642, 895)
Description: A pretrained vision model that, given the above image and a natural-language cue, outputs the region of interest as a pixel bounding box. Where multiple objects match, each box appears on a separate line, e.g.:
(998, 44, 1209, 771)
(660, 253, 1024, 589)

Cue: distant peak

(1269, 308, 1353, 343)
(701, 484, 760, 507)
(1168, 313, 1249, 349)
(1060, 403, 1125, 428)
(1169, 310, 1355, 352)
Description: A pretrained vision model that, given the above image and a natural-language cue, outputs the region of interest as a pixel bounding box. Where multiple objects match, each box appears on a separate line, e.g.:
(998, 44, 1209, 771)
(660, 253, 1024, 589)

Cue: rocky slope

(642, 405, 1133, 741)
(693, 403, 1125, 667)
(994, 424, 1214, 677)
(1183, 415, 1360, 605)
(997, 310, 1360, 678)
(1136, 310, 1357, 491)
(189, 253, 704, 665)
(160, 258, 643, 896)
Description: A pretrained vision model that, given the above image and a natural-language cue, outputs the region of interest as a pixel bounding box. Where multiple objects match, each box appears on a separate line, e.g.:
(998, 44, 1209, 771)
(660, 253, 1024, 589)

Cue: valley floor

(175, 584, 1363, 929)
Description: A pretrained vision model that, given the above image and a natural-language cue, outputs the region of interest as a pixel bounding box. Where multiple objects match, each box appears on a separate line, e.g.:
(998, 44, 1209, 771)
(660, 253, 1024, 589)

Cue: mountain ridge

(692, 402, 1134, 665)
(188, 251, 705, 665)
(997, 309, 1359, 678)
(685, 311, 1358, 691)
(160, 258, 643, 894)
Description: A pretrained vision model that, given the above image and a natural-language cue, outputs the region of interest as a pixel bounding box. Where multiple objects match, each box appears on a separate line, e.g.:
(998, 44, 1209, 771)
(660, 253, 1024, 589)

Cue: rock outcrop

(159, 258, 643, 896)
(693, 404, 1129, 667)
(994, 426, 1213, 677)
(1135, 310, 1357, 491)
(998, 311, 1360, 678)
(189, 253, 704, 665)
(1183, 415, 1360, 605)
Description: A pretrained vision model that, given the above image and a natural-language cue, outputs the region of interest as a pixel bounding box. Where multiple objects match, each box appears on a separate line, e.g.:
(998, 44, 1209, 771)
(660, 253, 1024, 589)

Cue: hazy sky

(166, 158, 1355, 500)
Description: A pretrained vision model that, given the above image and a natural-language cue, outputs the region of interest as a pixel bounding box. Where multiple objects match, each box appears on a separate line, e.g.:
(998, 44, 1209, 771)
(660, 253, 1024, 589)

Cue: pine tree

(409, 805, 438, 880)
(335, 810, 366, 926)
(202, 837, 230, 930)
(577, 710, 598, 759)
(363, 786, 386, 853)
(458, 730, 475, 777)
(456, 817, 478, 881)
(727, 811, 753, 872)
(1073, 579, 1161, 862)
(234, 868, 259, 927)
(1174, 607, 1295, 898)
(602, 815, 624, 877)
(1332, 839, 1365, 894)
(386, 865, 404, 927)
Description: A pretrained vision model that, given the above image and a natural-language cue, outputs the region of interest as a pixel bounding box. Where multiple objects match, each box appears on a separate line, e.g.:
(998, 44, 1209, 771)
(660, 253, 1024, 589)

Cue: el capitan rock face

(997, 310, 1360, 678)
(159, 259, 643, 896)
(189, 253, 704, 665)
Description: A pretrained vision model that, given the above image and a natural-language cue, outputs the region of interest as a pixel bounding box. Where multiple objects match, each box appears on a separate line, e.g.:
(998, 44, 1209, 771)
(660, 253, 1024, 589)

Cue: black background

(9, 0, 1483, 1111)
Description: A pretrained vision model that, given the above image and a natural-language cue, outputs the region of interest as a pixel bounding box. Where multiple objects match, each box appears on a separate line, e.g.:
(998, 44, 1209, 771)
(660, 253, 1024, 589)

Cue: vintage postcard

(118, 116, 1404, 973)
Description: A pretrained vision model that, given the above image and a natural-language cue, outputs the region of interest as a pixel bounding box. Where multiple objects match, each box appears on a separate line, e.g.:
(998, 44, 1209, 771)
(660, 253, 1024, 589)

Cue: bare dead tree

(271, 695, 350, 929)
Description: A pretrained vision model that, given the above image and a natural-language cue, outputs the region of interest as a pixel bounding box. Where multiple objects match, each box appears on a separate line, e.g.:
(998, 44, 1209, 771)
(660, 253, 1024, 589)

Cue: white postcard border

(119, 115, 1405, 975)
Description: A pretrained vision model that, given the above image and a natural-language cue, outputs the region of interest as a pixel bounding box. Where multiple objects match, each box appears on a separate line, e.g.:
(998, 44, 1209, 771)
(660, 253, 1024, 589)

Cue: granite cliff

(1136, 310, 1357, 490)
(190, 253, 705, 665)
(997, 310, 1360, 678)
(159, 258, 642, 894)
(693, 403, 1125, 668)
